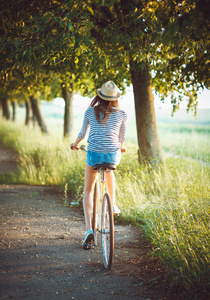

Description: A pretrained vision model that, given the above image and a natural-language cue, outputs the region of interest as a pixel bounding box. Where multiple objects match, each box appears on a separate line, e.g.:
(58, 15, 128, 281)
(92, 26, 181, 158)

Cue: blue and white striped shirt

(78, 107, 127, 153)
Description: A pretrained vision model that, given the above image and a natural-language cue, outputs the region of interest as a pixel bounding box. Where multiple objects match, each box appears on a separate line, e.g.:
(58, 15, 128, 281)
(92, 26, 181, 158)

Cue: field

(13, 98, 210, 163)
(0, 100, 209, 298)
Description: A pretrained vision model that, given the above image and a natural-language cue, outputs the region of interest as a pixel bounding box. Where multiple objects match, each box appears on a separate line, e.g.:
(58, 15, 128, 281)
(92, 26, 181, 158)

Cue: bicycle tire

(101, 193, 114, 270)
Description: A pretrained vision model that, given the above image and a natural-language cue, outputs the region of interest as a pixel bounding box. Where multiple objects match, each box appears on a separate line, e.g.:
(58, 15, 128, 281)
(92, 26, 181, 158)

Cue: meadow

(0, 101, 209, 298)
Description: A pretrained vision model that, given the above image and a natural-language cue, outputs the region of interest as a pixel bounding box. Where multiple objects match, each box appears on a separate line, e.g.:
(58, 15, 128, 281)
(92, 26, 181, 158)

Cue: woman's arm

(70, 108, 90, 150)
(119, 111, 127, 150)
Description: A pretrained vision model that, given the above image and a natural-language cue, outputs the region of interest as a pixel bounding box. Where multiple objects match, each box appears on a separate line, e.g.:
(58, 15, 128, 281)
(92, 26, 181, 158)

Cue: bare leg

(83, 163, 98, 232)
(105, 171, 115, 207)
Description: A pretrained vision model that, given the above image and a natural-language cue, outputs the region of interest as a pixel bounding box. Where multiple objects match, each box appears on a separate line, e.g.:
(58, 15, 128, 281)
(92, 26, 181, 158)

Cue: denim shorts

(86, 149, 121, 167)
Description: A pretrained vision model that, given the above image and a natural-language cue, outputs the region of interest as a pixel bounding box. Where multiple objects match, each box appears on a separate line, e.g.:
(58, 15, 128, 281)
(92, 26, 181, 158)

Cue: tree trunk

(2, 97, 10, 120)
(0, 99, 2, 119)
(25, 101, 31, 126)
(130, 61, 163, 166)
(61, 82, 74, 138)
(32, 109, 37, 128)
(29, 96, 48, 134)
(11, 100, 16, 121)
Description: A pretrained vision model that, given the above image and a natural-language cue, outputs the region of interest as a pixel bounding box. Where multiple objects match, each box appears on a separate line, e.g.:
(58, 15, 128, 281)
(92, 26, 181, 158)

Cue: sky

(53, 86, 210, 111)
(119, 86, 210, 110)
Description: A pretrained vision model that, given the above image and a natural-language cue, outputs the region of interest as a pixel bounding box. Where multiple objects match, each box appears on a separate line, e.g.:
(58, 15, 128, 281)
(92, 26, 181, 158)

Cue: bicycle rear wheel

(101, 193, 114, 270)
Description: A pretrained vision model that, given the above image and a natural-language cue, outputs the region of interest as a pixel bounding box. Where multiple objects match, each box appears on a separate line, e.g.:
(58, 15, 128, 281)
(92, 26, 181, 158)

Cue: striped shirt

(78, 107, 127, 153)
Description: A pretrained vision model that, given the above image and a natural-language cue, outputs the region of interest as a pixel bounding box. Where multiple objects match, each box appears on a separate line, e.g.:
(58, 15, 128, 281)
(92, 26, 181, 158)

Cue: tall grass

(0, 118, 209, 298)
(116, 147, 210, 298)
(0, 120, 86, 199)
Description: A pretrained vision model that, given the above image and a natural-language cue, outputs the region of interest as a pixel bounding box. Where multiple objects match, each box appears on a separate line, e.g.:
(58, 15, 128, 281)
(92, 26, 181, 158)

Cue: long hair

(89, 95, 119, 124)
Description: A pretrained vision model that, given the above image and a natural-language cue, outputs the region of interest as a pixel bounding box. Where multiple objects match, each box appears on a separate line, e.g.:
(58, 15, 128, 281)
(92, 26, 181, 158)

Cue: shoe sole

(82, 233, 94, 250)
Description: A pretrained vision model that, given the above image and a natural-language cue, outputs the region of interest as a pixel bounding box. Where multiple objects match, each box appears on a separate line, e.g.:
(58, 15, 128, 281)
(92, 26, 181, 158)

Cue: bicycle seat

(93, 163, 116, 171)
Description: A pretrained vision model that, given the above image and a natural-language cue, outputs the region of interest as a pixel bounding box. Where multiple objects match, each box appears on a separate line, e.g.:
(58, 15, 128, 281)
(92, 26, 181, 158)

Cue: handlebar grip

(80, 145, 87, 151)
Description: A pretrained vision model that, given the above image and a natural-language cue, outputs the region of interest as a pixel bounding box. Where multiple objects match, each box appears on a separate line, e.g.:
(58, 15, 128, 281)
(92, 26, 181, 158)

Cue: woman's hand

(70, 137, 82, 151)
(121, 145, 127, 153)
(70, 143, 79, 150)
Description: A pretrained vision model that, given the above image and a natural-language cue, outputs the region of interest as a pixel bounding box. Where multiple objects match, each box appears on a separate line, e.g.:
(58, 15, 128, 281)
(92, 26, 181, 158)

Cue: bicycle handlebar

(70, 144, 126, 153)
(70, 144, 87, 151)
(80, 145, 87, 152)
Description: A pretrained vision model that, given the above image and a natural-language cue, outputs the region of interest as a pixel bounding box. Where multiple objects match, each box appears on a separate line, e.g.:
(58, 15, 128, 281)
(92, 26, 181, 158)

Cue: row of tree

(0, 0, 209, 165)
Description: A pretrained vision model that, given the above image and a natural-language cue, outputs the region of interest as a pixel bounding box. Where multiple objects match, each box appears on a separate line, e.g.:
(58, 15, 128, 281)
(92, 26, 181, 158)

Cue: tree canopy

(1, 0, 209, 109)
(0, 0, 209, 163)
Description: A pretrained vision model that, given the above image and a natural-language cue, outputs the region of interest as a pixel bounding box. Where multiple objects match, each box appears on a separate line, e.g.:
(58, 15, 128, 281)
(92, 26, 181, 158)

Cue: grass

(116, 149, 210, 297)
(158, 123, 210, 163)
(0, 104, 209, 298)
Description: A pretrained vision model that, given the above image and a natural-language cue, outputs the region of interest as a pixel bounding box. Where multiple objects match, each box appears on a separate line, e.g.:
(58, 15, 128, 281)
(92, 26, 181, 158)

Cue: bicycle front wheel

(101, 193, 114, 270)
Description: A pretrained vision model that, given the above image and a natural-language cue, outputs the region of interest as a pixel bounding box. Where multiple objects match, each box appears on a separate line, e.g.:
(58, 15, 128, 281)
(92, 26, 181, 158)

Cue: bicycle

(80, 145, 116, 270)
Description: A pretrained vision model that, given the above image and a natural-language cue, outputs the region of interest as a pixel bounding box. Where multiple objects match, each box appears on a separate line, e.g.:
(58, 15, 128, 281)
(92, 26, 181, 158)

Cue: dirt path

(0, 142, 176, 300)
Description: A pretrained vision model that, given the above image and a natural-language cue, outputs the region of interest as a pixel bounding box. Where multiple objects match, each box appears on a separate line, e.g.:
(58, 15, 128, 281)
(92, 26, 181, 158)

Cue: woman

(70, 81, 127, 249)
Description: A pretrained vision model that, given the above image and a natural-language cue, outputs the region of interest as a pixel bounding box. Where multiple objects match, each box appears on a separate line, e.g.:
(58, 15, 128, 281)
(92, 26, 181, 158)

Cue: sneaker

(82, 229, 94, 250)
(113, 204, 120, 215)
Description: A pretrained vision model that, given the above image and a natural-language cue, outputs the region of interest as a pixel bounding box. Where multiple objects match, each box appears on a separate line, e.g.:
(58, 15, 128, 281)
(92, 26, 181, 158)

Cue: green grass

(158, 123, 210, 162)
(116, 148, 210, 297)
(0, 105, 210, 299)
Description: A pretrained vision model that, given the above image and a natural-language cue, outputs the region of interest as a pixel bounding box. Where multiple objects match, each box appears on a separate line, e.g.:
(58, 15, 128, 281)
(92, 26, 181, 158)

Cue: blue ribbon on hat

(99, 91, 118, 99)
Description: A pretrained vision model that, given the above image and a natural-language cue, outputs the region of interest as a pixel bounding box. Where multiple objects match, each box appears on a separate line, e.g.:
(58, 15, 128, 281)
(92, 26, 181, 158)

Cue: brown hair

(89, 95, 119, 124)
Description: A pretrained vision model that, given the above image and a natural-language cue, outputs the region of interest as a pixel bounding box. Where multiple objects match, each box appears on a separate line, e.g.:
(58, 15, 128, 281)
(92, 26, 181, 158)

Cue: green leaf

(87, 20, 94, 28)
(55, 16, 61, 23)
(74, 57, 79, 64)
(37, 25, 45, 32)
(84, 37, 92, 46)
(87, 6, 94, 15)
(68, 22, 72, 30)
(43, 12, 52, 23)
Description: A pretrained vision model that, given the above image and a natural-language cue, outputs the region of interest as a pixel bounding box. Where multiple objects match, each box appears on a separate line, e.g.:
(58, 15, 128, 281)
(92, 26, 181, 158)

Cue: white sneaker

(113, 204, 120, 215)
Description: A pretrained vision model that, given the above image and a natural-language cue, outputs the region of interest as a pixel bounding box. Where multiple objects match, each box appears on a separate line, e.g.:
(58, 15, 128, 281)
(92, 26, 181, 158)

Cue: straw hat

(97, 81, 121, 101)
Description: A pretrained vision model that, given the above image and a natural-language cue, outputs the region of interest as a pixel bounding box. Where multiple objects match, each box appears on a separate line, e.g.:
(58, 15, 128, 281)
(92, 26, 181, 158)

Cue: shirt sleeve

(78, 109, 90, 139)
(119, 111, 127, 144)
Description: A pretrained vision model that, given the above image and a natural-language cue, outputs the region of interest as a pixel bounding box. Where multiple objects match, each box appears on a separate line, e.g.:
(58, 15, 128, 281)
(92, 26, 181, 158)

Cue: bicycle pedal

(83, 242, 92, 250)
(87, 241, 94, 245)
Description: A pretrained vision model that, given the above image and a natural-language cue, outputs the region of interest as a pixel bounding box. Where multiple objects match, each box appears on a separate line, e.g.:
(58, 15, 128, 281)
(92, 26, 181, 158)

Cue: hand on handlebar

(70, 143, 79, 151)
(121, 146, 127, 153)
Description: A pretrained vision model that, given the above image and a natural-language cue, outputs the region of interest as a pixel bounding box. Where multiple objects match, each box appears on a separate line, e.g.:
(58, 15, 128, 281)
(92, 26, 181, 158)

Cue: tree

(1, 97, 10, 120)
(0, 0, 96, 138)
(61, 81, 74, 137)
(0, 67, 50, 133)
(79, 0, 209, 164)
(151, 0, 210, 113)
(30, 95, 48, 134)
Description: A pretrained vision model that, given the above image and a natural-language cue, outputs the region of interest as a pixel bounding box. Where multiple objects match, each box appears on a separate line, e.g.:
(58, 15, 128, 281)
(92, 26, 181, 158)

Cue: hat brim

(97, 89, 121, 101)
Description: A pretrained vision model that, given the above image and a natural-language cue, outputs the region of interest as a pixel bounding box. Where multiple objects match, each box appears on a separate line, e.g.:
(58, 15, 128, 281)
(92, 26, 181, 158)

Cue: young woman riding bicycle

(70, 81, 127, 249)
